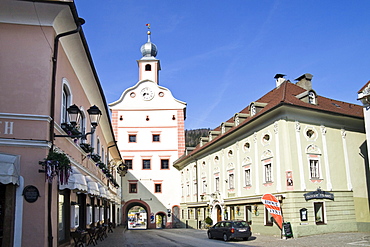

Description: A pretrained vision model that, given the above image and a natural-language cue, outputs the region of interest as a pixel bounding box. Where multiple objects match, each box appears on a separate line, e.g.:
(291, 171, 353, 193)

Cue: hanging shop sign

(304, 188, 334, 201)
(23, 185, 40, 203)
(261, 194, 283, 229)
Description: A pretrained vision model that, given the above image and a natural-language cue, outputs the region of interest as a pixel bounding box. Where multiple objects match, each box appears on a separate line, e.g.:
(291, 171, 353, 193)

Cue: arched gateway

(123, 199, 154, 229)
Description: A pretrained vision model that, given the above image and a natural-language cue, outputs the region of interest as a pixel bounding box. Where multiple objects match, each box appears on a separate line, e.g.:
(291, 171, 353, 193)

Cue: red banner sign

(261, 194, 283, 229)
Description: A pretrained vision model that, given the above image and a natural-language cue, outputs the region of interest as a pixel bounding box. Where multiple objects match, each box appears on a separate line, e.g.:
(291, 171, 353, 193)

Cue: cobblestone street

(98, 226, 370, 247)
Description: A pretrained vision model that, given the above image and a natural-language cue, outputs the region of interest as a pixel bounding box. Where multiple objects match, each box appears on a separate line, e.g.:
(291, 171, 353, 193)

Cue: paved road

(98, 226, 370, 247)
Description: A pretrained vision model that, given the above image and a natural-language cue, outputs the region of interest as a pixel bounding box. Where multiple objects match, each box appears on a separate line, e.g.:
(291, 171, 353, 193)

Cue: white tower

(109, 25, 186, 229)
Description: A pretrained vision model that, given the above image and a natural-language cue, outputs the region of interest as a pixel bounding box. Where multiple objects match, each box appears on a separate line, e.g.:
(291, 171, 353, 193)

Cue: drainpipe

(48, 17, 85, 247)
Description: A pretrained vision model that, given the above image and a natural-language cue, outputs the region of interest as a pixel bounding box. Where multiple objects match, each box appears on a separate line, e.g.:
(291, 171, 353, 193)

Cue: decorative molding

(321, 125, 327, 135)
(295, 121, 301, 132)
(306, 144, 322, 155)
(274, 121, 278, 134)
(0, 113, 51, 122)
(0, 138, 50, 148)
(261, 150, 273, 161)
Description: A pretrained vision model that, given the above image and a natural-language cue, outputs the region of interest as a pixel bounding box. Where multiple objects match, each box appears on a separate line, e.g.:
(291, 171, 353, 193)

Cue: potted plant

(89, 153, 101, 163)
(39, 149, 72, 184)
(61, 123, 81, 136)
(79, 143, 94, 153)
(205, 216, 213, 228)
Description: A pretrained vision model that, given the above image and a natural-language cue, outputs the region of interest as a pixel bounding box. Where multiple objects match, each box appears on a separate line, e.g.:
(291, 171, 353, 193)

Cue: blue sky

(75, 0, 370, 130)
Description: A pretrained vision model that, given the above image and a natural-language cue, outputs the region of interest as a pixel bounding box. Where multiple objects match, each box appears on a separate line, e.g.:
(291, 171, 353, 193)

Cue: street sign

(261, 194, 283, 229)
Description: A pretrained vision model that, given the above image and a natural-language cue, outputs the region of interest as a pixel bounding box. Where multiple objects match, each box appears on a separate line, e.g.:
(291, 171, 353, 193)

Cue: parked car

(207, 220, 252, 242)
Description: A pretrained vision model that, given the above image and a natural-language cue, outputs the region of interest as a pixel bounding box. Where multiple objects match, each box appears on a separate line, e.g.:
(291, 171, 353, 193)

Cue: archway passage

(155, 212, 166, 229)
(128, 206, 147, 229)
(123, 200, 150, 230)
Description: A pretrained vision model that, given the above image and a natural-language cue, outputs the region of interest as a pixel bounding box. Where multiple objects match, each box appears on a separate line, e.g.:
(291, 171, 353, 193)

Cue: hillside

(185, 128, 210, 147)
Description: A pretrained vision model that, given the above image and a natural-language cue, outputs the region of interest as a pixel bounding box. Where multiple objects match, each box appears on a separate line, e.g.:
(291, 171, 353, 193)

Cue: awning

(59, 167, 87, 192)
(0, 153, 20, 185)
(85, 176, 99, 196)
(98, 184, 107, 199)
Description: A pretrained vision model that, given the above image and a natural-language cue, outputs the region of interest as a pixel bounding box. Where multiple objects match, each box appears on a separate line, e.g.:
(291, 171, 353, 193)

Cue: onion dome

(140, 30, 158, 58)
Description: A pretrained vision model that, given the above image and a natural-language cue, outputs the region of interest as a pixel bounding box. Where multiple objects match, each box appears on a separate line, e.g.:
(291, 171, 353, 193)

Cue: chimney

(274, 74, 286, 87)
(295, 73, 313, 91)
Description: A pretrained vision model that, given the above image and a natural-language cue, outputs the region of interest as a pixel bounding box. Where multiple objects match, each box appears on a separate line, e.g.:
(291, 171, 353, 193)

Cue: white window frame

(264, 163, 272, 183)
(228, 173, 234, 189)
(202, 180, 207, 194)
(61, 79, 72, 124)
(309, 158, 321, 179)
(215, 177, 220, 191)
(244, 169, 251, 186)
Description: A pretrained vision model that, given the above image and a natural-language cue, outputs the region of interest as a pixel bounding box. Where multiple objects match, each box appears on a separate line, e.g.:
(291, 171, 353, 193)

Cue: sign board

(304, 188, 334, 201)
(23, 185, 40, 203)
(261, 194, 283, 229)
(283, 222, 293, 238)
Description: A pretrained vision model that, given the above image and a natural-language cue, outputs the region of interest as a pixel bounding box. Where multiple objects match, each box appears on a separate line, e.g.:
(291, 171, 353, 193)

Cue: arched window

(61, 79, 72, 124)
(145, 64, 151, 71)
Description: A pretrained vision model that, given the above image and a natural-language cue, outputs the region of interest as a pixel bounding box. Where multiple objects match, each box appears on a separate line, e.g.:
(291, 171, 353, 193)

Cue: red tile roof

(176, 81, 363, 164)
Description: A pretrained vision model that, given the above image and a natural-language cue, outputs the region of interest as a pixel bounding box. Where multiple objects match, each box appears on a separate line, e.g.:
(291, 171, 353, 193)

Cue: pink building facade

(0, 1, 123, 246)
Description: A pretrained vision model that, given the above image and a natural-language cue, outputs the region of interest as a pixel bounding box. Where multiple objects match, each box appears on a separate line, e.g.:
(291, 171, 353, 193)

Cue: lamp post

(55, 104, 102, 140)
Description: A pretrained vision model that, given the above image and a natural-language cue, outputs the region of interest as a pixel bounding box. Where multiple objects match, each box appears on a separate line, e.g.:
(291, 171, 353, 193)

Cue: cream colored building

(174, 74, 370, 237)
(109, 29, 186, 228)
(0, 1, 123, 246)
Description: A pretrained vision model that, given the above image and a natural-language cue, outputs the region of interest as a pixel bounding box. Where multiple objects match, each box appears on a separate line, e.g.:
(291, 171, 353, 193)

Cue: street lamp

(55, 104, 102, 140)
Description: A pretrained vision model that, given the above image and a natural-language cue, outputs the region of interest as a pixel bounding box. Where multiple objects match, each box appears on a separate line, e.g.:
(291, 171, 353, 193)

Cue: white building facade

(109, 29, 186, 228)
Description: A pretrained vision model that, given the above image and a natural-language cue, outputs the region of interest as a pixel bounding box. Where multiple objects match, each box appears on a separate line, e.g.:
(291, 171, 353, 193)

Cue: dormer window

(145, 64, 151, 71)
(308, 91, 316, 104)
(250, 104, 256, 116)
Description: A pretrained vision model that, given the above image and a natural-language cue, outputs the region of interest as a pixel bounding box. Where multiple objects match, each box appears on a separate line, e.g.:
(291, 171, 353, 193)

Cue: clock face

(141, 87, 154, 101)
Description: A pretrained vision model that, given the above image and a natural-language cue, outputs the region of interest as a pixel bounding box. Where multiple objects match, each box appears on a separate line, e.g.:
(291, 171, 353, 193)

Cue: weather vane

(146, 23, 151, 29)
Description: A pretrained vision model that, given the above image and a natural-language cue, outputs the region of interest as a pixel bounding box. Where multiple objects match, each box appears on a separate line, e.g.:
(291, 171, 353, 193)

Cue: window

(129, 135, 136, 143)
(265, 207, 273, 226)
(229, 174, 234, 189)
(245, 169, 251, 186)
(129, 183, 137, 193)
(161, 159, 169, 169)
(153, 134, 160, 142)
(61, 83, 71, 124)
(202, 180, 207, 194)
(308, 91, 316, 104)
(264, 163, 272, 183)
(145, 64, 151, 71)
(155, 184, 162, 193)
(142, 159, 151, 169)
(310, 159, 320, 179)
(187, 184, 190, 196)
(79, 110, 86, 139)
(125, 160, 133, 169)
(314, 202, 325, 224)
(215, 177, 220, 191)
(97, 139, 100, 155)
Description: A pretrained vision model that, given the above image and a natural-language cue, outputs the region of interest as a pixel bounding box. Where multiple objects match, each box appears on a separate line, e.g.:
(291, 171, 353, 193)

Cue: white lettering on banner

(261, 199, 280, 207)
(267, 208, 282, 215)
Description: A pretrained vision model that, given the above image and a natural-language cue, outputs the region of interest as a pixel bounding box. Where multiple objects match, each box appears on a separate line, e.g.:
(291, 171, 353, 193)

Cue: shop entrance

(216, 205, 222, 222)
